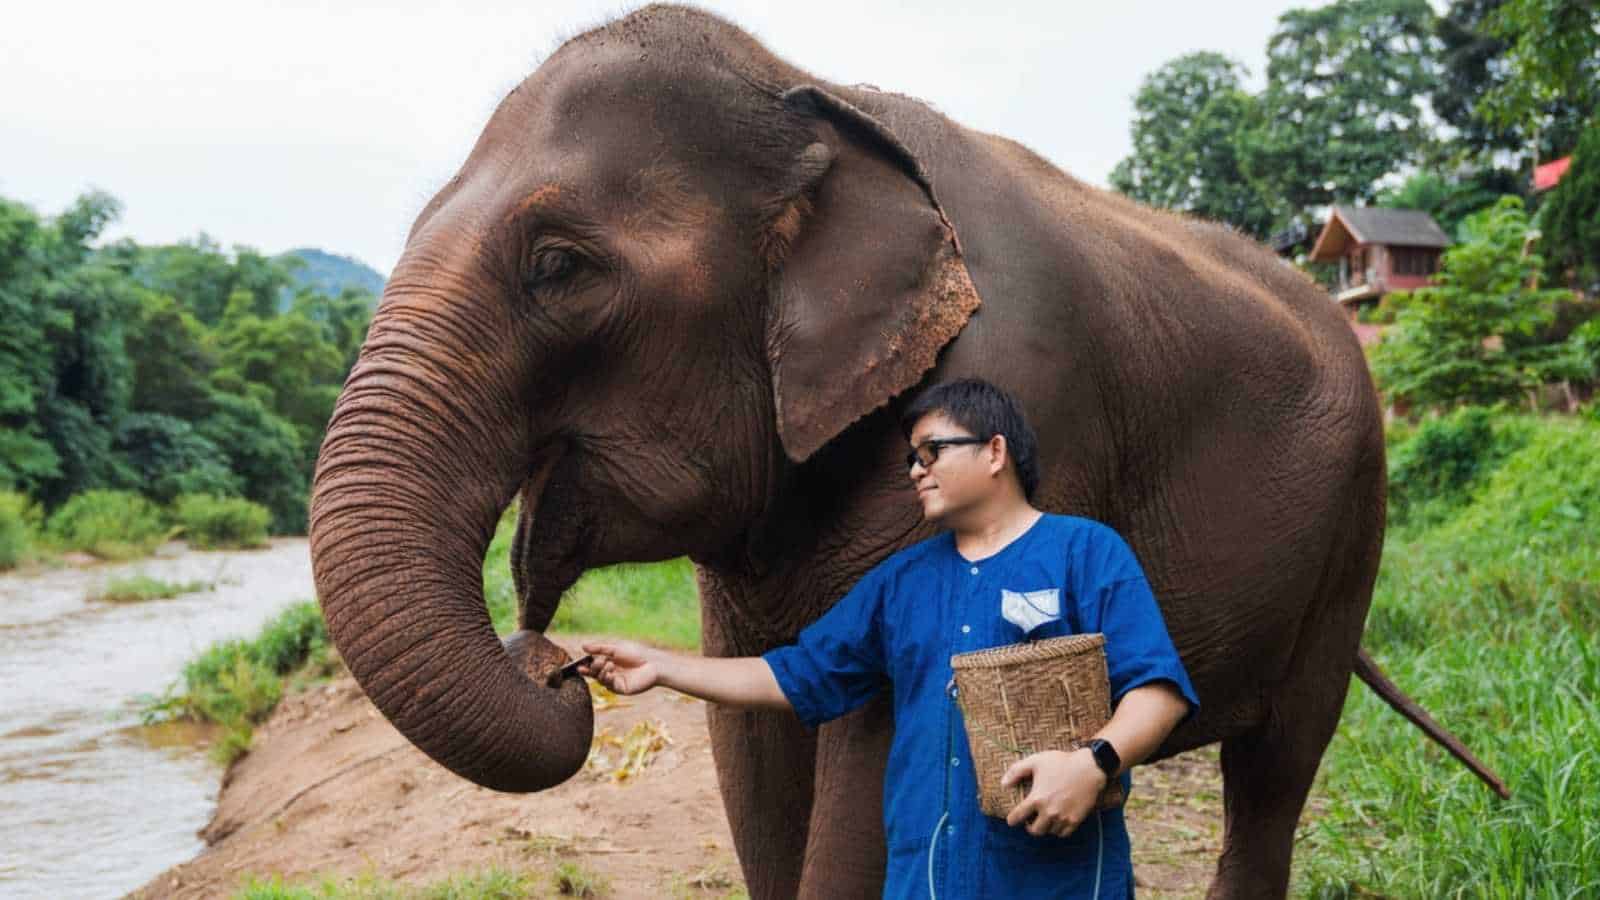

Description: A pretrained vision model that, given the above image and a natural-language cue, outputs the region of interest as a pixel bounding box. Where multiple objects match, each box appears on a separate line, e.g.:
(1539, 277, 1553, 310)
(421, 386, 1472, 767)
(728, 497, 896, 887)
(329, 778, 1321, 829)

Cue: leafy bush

(1386, 406, 1531, 525)
(0, 490, 42, 569)
(45, 489, 170, 559)
(173, 493, 271, 549)
(143, 601, 337, 763)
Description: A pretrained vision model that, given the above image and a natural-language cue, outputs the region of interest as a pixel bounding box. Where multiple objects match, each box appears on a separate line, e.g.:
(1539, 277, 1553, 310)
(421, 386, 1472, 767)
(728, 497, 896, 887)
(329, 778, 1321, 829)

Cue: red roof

(1534, 156, 1572, 192)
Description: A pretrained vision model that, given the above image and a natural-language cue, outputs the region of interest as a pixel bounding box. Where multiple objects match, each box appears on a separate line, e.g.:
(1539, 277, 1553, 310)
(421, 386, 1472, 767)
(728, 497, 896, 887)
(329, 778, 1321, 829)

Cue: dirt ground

(133, 636, 1226, 899)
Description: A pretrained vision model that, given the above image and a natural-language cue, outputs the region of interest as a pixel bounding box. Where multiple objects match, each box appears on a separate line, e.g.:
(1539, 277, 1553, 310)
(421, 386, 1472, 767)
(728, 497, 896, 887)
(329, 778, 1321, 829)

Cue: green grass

(234, 868, 538, 899)
(88, 573, 212, 603)
(482, 506, 701, 651)
(142, 601, 340, 764)
(1294, 413, 1600, 896)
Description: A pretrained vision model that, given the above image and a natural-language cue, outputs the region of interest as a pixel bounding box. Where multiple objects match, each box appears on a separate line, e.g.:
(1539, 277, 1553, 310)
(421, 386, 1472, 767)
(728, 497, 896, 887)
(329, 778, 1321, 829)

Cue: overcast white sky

(2, 0, 1313, 275)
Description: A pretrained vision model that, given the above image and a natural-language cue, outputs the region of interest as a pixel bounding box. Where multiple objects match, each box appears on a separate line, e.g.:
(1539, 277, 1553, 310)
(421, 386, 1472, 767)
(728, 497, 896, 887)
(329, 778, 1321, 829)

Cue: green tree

(1537, 119, 1600, 291)
(1374, 168, 1524, 237)
(0, 192, 143, 505)
(1372, 196, 1581, 409)
(210, 300, 344, 470)
(196, 392, 306, 533)
(134, 237, 294, 325)
(1434, 0, 1594, 163)
(0, 198, 67, 491)
(124, 291, 218, 420)
(114, 412, 240, 504)
(1241, 0, 1439, 221)
(290, 285, 374, 373)
(1110, 52, 1280, 237)
(1478, 0, 1600, 144)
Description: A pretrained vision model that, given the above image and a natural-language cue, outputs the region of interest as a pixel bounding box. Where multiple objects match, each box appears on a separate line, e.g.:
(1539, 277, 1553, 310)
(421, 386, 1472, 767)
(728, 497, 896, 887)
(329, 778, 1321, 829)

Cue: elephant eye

(525, 247, 578, 292)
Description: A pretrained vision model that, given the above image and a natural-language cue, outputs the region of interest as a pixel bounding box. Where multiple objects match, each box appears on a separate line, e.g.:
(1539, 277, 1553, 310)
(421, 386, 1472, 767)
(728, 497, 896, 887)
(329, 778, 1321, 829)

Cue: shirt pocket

(995, 587, 1066, 644)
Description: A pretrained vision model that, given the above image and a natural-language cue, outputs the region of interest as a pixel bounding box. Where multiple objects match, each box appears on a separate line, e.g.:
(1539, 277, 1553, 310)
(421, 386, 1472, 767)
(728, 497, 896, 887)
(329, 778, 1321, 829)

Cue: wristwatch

(1087, 738, 1121, 779)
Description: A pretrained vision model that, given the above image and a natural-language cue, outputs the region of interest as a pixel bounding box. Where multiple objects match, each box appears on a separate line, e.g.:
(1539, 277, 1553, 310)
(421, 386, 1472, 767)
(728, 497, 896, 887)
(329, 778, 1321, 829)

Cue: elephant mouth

(511, 442, 593, 634)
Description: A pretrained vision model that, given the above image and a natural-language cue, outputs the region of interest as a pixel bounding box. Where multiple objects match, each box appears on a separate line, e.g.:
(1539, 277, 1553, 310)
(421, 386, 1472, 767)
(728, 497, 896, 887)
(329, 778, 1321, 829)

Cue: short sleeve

(1075, 528, 1200, 727)
(761, 566, 889, 729)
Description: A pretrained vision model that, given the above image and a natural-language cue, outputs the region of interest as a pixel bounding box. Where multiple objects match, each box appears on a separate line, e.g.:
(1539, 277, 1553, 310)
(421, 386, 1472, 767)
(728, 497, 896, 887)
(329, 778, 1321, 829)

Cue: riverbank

(132, 634, 1228, 899)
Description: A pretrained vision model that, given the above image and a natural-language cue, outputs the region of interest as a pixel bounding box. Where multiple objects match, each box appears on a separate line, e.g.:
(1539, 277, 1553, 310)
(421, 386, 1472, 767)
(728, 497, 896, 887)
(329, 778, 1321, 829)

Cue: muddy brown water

(0, 539, 314, 899)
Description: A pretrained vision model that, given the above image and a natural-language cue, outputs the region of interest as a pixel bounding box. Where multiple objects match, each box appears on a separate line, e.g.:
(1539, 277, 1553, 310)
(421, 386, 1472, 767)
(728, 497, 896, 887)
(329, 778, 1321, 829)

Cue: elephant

(308, 5, 1506, 897)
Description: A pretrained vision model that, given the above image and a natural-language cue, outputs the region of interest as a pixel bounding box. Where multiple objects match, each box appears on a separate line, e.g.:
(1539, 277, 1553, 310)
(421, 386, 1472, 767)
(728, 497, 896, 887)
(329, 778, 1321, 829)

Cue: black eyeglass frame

(906, 436, 988, 473)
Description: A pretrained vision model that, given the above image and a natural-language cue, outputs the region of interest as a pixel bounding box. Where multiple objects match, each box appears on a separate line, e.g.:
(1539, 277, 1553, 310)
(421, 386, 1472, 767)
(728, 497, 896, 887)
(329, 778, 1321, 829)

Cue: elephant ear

(763, 85, 982, 464)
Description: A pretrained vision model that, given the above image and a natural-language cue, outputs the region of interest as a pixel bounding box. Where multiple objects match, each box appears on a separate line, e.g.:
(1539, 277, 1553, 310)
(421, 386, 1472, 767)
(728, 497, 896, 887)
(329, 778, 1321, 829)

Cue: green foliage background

(0, 190, 377, 536)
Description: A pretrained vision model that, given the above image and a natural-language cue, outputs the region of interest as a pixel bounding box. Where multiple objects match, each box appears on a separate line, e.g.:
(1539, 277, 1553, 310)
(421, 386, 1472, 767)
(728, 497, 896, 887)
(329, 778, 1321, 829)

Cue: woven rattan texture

(950, 633, 1125, 818)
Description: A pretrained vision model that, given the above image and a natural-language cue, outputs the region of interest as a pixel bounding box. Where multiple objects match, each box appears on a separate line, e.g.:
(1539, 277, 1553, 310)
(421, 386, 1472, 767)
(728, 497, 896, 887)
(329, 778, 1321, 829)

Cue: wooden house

(1307, 206, 1452, 317)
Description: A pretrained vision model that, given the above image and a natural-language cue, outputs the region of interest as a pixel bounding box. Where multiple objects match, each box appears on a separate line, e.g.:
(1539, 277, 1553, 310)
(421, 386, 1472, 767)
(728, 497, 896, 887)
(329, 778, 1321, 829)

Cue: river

(0, 539, 315, 899)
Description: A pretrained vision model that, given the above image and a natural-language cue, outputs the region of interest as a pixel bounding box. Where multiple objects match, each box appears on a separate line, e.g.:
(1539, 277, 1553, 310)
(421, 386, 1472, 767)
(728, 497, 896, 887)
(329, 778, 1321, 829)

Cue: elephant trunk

(309, 304, 593, 793)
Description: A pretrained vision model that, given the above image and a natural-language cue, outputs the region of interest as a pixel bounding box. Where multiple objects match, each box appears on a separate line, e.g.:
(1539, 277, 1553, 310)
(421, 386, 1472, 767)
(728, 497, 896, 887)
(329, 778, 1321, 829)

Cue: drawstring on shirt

(927, 810, 948, 899)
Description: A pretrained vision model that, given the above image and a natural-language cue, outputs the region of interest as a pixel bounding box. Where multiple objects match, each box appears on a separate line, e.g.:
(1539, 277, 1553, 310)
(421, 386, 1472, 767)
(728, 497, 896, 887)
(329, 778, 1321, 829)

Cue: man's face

(907, 412, 1001, 522)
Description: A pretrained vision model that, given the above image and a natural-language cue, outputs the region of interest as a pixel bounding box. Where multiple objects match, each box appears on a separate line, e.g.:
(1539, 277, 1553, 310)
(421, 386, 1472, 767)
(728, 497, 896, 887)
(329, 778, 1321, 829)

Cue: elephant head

(309, 8, 981, 792)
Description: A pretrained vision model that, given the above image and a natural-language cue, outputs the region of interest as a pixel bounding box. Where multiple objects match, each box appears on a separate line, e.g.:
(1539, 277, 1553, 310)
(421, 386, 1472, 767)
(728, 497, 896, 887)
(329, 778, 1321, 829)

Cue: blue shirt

(763, 513, 1200, 899)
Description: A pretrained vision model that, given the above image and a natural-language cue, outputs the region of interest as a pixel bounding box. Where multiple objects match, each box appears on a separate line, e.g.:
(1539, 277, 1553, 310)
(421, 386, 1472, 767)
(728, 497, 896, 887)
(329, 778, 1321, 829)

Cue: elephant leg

(700, 591, 817, 899)
(799, 690, 893, 899)
(707, 704, 817, 899)
(1206, 677, 1347, 899)
(1208, 477, 1382, 898)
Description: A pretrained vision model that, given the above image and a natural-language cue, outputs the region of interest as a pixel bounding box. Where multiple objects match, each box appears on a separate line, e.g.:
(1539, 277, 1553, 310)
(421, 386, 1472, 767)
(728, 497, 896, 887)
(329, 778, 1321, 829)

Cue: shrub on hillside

(45, 489, 169, 559)
(1386, 406, 1530, 525)
(0, 491, 43, 569)
(173, 494, 270, 549)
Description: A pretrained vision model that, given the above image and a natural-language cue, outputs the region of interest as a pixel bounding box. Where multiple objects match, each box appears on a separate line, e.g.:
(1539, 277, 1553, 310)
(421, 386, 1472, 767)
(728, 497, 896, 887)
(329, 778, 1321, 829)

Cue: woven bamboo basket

(950, 633, 1125, 819)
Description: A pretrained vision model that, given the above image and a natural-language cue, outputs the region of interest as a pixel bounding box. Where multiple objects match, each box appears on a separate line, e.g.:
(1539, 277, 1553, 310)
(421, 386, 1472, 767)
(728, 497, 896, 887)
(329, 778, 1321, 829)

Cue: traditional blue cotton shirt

(763, 513, 1200, 899)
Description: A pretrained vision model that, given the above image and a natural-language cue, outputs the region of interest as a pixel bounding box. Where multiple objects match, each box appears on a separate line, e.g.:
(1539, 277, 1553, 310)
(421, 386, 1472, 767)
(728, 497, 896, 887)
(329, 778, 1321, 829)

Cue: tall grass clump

(482, 504, 700, 650)
(143, 601, 339, 763)
(1297, 414, 1600, 896)
(46, 489, 171, 560)
(0, 490, 43, 569)
(173, 493, 271, 549)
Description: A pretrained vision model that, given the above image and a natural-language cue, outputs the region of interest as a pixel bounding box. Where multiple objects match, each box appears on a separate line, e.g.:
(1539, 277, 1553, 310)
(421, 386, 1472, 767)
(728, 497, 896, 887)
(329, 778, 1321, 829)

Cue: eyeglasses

(906, 436, 987, 473)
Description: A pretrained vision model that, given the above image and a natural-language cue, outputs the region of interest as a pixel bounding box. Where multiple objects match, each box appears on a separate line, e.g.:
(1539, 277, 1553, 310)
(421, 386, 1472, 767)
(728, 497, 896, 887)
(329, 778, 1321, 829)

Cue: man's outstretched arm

(578, 639, 791, 710)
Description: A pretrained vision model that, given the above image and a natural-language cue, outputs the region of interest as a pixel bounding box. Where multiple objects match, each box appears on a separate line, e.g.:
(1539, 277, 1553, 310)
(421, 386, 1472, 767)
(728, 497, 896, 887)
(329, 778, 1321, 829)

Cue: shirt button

(969, 566, 979, 575)
(946, 824, 955, 835)
(961, 624, 971, 634)
(951, 756, 960, 767)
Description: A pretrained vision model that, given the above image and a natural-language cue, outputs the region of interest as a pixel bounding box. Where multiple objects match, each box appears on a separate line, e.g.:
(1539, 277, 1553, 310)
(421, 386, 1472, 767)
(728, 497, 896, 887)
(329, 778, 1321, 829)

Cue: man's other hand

(1001, 748, 1107, 837)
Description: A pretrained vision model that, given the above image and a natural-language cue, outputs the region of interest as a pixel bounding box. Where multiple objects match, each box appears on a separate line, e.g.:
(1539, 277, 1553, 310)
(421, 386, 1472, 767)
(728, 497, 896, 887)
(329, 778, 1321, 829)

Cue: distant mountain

(277, 248, 386, 301)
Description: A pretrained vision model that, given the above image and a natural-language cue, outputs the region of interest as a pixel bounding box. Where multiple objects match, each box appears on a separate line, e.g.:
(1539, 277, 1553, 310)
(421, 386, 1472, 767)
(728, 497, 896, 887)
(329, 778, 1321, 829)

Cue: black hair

(898, 378, 1041, 501)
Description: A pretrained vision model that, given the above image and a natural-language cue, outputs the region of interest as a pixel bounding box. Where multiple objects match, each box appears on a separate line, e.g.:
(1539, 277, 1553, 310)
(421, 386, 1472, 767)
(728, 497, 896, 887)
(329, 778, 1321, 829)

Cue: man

(581, 377, 1198, 898)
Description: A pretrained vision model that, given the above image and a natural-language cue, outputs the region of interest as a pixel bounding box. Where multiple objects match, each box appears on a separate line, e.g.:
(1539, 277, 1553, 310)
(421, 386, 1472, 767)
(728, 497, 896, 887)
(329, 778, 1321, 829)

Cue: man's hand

(1001, 748, 1107, 837)
(579, 640, 662, 695)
